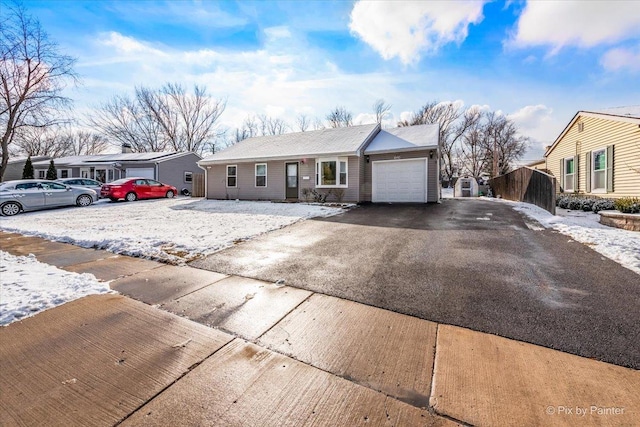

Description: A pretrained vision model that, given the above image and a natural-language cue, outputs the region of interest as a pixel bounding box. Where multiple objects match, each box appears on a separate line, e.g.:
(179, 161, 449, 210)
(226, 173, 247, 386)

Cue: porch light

(429, 150, 434, 159)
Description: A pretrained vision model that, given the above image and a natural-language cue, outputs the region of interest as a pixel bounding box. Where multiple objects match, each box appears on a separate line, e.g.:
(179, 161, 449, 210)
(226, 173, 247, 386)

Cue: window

(40, 182, 66, 190)
(226, 165, 237, 187)
(59, 169, 69, 179)
(184, 171, 193, 183)
(315, 158, 348, 188)
(578, 122, 584, 132)
(564, 157, 575, 192)
(38, 170, 45, 179)
(592, 148, 606, 192)
(255, 164, 267, 187)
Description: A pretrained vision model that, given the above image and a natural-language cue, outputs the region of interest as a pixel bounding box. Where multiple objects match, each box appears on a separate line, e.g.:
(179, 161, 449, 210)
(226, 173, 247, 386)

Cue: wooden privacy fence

(489, 167, 556, 215)
(192, 173, 205, 197)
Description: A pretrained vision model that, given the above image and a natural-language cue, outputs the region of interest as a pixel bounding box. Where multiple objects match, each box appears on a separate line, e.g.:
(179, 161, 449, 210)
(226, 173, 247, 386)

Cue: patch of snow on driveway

(493, 199, 640, 275)
(0, 198, 346, 264)
(1, 251, 111, 326)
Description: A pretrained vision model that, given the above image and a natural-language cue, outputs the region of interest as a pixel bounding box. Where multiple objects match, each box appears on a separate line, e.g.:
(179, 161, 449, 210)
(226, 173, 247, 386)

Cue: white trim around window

(184, 171, 193, 183)
(591, 147, 606, 193)
(315, 157, 348, 188)
(563, 157, 575, 192)
(57, 169, 71, 179)
(226, 165, 237, 188)
(255, 163, 267, 187)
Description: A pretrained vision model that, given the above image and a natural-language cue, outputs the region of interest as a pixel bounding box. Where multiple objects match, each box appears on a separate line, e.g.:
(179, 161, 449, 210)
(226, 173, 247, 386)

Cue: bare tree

(89, 93, 166, 152)
(326, 106, 353, 128)
(482, 112, 529, 176)
(62, 129, 109, 155)
(257, 114, 288, 136)
(373, 99, 391, 124)
(139, 83, 226, 153)
(312, 116, 326, 130)
(458, 108, 487, 179)
(89, 83, 225, 154)
(296, 114, 310, 132)
(0, 1, 77, 180)
(399, 101, 464, 182)
(12, 125, 70, 157)
(12, 125, 110, 157)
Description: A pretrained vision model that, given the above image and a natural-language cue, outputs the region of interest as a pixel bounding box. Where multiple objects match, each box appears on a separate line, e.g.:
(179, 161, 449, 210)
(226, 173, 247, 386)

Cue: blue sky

(24, 0, 640, 160)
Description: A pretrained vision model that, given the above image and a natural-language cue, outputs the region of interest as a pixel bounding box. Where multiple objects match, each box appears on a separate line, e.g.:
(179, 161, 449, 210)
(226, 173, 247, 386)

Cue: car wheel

(166, 190, 175, 199)
(76, 194, 93, 207)
(125, 192, 138, 202)
(1, 202, 21, 216)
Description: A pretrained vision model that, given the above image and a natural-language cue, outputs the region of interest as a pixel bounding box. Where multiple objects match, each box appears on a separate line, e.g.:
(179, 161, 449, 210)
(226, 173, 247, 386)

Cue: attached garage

(372, 158, 427, 203)
(126, 168, 155, 179)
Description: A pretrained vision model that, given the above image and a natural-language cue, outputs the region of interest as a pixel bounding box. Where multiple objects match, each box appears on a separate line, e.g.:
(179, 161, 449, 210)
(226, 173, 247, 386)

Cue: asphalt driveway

(191, 199, 640, 369)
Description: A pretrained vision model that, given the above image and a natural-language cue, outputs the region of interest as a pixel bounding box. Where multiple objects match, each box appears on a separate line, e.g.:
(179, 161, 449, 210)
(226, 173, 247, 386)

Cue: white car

(56, 178, 104, 197)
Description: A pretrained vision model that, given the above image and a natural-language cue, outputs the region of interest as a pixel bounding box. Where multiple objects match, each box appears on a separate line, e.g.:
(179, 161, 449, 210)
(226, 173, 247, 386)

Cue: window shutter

(585, 151, 591, 193)
(606, 145, 614, 192)
(574, 155, 579, 191)
(559, 159, 564, 191)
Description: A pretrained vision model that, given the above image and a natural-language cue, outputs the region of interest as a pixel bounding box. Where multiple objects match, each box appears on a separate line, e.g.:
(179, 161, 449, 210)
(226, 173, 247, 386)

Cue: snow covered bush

(592, 198, 615, 213)
(556, 195, 615, 213)
(580, 198, 596, 212)
(614, 197, 640, 214)
(568, 198, 583, 210)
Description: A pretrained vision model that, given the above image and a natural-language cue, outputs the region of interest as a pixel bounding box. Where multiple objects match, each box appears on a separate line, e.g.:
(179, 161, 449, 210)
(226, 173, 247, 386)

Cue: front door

(285, 162, 298, 199)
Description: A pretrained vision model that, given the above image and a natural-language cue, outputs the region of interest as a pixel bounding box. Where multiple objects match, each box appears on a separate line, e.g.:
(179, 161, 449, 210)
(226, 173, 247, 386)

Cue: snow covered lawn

(1, 251, 111, 326)
(491, 198, 640, 275)
(0, 198, 346, 264)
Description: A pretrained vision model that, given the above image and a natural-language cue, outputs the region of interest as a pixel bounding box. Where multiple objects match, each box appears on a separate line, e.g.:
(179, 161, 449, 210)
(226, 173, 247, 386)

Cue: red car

(100, 178, 178, 202)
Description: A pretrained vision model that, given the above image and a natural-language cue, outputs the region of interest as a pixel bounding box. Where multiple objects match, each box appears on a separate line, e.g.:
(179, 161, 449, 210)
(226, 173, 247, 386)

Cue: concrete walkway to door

(1, 231, 639, 426)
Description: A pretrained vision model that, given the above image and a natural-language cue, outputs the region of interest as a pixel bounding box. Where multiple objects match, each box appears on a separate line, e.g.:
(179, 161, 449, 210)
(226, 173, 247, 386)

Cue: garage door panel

(372, 159, 426, 203)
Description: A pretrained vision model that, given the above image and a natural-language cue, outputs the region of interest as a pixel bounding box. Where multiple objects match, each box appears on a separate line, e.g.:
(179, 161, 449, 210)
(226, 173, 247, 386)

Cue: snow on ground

(442, 187, 454, 199)
(1, 251, 111, 326)
(0, 198, 347, 264)
(489, 198, 640, 275)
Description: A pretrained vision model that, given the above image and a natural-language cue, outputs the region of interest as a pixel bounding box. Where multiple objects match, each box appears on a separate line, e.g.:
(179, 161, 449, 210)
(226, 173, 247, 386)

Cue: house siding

(205, 156, 362, 202)
(546, 115, 640, 198)
(157, 153, 202, 193)
(362, 150, 439, 202)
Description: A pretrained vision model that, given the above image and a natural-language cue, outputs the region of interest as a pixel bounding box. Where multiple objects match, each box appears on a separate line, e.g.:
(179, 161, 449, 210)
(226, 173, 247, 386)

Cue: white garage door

(126, 168, 155, 179)
(372, 159, 427, 203)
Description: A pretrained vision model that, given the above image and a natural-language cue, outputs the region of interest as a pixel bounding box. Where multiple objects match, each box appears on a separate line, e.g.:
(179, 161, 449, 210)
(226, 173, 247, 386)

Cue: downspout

(197, 162, 208, 199)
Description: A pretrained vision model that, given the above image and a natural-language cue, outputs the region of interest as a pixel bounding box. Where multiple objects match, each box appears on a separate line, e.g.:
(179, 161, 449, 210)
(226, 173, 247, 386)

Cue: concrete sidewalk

(1, 232, 638, 426)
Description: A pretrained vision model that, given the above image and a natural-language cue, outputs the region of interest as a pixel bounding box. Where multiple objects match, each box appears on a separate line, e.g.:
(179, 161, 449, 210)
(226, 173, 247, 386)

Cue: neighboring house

(545, 107, 640, 198)
(525, 159, 546, 171)
(1, 156, 51, 181)
(31, 150, 202, 194)
(198, 123, 440, 203)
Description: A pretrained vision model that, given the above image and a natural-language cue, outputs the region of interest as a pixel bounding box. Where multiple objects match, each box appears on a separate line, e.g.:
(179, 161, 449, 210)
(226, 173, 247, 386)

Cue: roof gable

(200, 124, 380, 164)
(364, 124, 439, 154)
(545, 109, 640, 157)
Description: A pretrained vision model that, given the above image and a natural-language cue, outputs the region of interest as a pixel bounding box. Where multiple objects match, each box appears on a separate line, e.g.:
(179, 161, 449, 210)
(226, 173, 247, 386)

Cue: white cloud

(507, 104, 553, 130)
(264, 26, 292, 41)
(73, 31, 414, 133)
(99, 31, 167, 56)
(511, 1, 640, 52)
(349, 0, 488, 64)
(601, 45, 640, 72)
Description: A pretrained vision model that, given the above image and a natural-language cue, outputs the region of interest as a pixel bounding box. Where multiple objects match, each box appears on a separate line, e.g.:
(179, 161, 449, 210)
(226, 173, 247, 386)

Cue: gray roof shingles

(200, 123, 380, 164)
